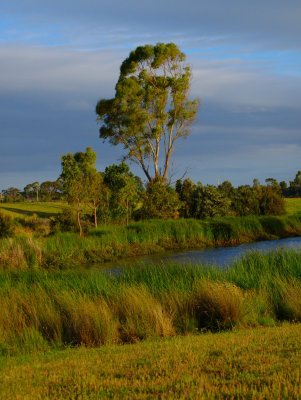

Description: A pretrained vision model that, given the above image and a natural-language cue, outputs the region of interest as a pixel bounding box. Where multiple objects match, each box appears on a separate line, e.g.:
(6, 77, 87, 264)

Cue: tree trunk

(94, 204, 98, 228)
(77, 202, 83, 236)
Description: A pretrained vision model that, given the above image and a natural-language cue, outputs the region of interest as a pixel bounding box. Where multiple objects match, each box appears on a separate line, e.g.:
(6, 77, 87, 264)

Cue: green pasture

(285, 197, 301, 215)
(0, 201, 64, 219)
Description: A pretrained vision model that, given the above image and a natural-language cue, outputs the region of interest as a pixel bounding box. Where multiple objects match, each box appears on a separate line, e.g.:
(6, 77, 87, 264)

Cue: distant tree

(24, 183, 35, 200)
(252, 178, 261, 188)
(23, 182, 40, 201)
(96, 42, 199, 182)
(279, 180, 288, 196)
(2, 187, 23, 202)
(288, 170, 301, 197)
(218, 180, 235, 198)
(40, 180, 62, 201)
(265, 178, 280, 192)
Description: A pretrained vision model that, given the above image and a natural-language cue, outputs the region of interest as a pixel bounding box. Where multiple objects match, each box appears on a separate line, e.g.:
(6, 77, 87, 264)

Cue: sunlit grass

(0, 201, 64, 219)
(0, 250, 301, 355)
(285, 197, 301, 215)
(0, 324, 300, 399)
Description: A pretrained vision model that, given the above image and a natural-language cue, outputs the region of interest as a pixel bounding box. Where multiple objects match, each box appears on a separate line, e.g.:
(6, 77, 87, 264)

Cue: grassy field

(285, 198, 301, 215)
(0, 324, 300, 399)
(0, 201, 64, 219)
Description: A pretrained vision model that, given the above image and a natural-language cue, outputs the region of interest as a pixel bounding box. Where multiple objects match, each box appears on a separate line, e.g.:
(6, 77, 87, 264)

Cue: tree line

(1, 145, 298, 235)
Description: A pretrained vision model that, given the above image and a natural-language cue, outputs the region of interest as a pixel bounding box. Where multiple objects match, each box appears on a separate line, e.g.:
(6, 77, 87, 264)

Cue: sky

(1, 0, 301, 190)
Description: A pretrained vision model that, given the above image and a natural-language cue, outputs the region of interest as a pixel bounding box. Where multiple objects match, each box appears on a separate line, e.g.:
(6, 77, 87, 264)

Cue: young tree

(61, 147, 99, 235)
(96, 43, 199, 182)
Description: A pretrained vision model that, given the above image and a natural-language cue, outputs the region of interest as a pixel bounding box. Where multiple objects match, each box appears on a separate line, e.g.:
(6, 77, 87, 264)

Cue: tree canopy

(96, 42, 199, 182)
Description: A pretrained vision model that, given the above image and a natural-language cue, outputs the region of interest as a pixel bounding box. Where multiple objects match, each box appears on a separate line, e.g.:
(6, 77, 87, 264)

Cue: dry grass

(114, 285, 175, 342)
(192, 280, 244, 331)
(0, 324, 301, 399)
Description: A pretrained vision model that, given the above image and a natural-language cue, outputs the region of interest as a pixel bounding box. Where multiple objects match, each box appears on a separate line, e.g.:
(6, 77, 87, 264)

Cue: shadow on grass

(0, 207, 57, 219)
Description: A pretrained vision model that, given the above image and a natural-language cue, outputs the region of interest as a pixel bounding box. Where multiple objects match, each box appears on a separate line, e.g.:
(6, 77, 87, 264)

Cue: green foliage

(61, 147, 103, 234)
(140, 179, 181, 219)
(103, 162, 142, 224)
(190, 184, 231, 219)
(96, 42, 199, 181)
(1, 187, 23, 202)
(176, 178, 196, 218)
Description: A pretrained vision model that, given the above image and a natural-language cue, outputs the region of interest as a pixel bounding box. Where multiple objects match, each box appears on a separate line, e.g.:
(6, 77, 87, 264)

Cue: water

(105, 236, 301, 271)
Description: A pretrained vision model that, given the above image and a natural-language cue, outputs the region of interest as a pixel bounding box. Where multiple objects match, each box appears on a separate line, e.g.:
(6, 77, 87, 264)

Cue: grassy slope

(0, 324, 300, 399)
(0, 201, 64, 219)
(285, 198, 301, 215)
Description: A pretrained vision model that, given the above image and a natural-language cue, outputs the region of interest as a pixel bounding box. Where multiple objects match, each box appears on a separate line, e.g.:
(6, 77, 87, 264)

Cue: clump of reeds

(113, 285, 174, 342)
(190, 280, 244, 331)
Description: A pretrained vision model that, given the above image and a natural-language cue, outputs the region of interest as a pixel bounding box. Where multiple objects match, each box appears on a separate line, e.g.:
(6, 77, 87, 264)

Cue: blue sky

(0, 0, 301, 190)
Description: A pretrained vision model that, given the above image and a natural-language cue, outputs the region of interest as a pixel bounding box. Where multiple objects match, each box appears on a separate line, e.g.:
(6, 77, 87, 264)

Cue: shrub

(0, 211, 13, 237)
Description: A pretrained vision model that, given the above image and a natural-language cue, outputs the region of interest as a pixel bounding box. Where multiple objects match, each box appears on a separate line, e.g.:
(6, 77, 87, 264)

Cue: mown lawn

(0, 324, 300, 399)
(0, 201, 64, 219)
(285, 198, 301, 215)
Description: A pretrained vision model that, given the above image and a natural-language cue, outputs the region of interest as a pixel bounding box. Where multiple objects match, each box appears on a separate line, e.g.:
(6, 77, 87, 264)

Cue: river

(104, 236, 301, 271)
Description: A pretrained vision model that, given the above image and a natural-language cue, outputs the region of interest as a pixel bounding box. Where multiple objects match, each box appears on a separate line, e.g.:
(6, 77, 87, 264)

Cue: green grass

(0, 201, 64, 219)
(1, 214, 301, 269)
(285, 197, 301, 215)
(1, 249, 301, 354)
(0, 324, 300, 399)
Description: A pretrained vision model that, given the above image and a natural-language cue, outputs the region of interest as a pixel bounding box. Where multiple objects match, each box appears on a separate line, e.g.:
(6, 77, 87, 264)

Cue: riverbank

(1, 323, 300, 399)
(1, 249, 301, 355)
(1, 215, 301, 269)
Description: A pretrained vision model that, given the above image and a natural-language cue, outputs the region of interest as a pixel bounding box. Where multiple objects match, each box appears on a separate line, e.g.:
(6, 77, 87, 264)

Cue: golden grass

(192, 280, 244, 331)
(0, 324, 300, 399)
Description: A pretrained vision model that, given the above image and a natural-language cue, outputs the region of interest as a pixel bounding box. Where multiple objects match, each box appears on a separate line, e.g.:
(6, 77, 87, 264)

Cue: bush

(140, 179, 181, 219)
(0, 212, 13, 238)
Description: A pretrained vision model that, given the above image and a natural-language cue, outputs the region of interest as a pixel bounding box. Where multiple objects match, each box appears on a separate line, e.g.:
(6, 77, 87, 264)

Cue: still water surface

(105, 236, 301, 271)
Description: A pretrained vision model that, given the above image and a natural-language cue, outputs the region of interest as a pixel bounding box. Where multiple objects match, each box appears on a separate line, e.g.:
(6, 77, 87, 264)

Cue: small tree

(61, 147, 99, 235)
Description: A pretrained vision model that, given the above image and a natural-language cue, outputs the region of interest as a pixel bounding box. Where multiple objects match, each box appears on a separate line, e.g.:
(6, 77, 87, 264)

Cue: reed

(1, 215, 301, 269)
(0, 249, 301, 354)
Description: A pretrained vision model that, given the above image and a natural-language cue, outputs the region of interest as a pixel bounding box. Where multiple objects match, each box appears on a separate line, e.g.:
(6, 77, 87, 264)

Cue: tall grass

(1, 249, 301, 355)
(1, 214, 301, 269)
